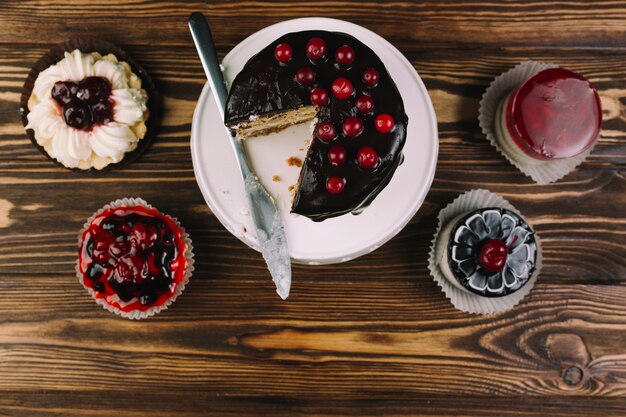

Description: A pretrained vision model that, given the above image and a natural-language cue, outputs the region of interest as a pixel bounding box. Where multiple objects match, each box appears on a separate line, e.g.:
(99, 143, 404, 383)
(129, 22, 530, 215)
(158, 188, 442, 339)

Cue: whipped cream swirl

(26, 49, 149, 170)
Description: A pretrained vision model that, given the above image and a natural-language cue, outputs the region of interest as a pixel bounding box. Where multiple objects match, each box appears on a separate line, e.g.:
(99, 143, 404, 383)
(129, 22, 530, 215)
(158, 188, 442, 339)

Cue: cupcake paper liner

(76, 197, 194, 320)
(20, 38, 161, 171)
(428, 189, 543, 315)
(478, 60, 596, 184)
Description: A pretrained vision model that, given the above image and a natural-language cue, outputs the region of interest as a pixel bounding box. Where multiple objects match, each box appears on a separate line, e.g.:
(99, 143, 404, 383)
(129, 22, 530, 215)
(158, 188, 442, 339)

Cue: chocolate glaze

(224, 30, 407, 222)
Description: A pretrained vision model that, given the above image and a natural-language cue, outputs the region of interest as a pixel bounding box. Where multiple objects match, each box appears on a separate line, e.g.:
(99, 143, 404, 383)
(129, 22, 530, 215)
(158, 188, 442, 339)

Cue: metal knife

(188, 12, 291, 299)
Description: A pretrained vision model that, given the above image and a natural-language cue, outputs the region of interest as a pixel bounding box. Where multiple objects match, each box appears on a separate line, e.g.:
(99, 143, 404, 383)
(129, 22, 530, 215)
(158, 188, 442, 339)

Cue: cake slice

(224, 30, 408, 222)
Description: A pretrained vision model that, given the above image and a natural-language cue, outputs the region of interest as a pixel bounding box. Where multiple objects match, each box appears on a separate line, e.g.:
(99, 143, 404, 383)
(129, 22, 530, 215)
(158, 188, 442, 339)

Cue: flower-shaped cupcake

(445, 208, 537, 297)
(25, 49, 149, 170)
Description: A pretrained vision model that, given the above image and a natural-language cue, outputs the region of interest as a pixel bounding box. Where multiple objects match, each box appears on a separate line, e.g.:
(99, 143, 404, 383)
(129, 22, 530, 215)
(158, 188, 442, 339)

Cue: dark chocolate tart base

(20, 38, 161, 172)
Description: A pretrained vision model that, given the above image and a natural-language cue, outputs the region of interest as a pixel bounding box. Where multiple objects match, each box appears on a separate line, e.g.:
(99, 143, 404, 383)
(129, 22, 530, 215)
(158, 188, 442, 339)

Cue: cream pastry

(26, 49, 149, 170)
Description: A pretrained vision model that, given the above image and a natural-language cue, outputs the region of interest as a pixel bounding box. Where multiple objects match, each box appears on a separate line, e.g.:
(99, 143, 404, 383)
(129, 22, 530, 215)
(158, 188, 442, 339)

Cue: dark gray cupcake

(444, 207, 537, 297)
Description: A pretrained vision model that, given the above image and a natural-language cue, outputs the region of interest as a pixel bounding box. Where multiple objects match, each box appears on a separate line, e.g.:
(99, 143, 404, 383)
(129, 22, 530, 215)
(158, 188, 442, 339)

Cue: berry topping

(342, 116, 364, 137)
(77, 77, 111, 104)
(130, 222, 158, 251)
(52, 76, 114, 130)
(79, 207, 187, 312)
(335, 45, 355, 66)
(374, 114, 395, 133)
(295, 66, 316, 86)
(326, 176, 345, 194)
(63, 99, 91, 130)
(112, 254, 148, 285)
(316, 122, 336, 142)
(362, 68, 380, 87)
(310, 87, 329, 106)
(306, 38, 327, 61)
(331, 77, 353, 100)
(328, 145, 347, 166)
(91, 100, 113, 125)
(51, 81, 79, 105)
(274, 43, 293, 63)
(357, 146, 379, 169)
(355, 95, 374, 114)
(478, 239, 508, 272)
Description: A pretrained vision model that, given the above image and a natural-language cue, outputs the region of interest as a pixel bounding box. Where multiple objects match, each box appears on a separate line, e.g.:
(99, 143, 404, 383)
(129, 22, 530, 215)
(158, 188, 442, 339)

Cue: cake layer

(232, 106, 316, 139)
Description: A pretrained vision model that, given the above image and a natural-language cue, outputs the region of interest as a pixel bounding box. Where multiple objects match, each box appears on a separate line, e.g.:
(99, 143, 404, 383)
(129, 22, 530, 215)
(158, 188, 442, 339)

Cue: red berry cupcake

(479, 61, 601, 184)
(77, 198, 193, 319)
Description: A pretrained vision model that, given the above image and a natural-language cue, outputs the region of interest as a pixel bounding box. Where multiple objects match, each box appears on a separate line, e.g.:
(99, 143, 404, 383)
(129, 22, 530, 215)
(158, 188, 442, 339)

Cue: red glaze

(355, 95, 374, 114)
(357, 146, 379, 169)
(295, 67, 316, 86)
(316, 122, 336, 142)
(505, 67, 602, 159)
(328, 145, 347, 165)
(342, 116, 364, 137)
(362, 68, 379, 86)
(335, 45, 355, 66)
(274, 43, 293, 63)
(78, 205, 188, 312)
(374, 113, 395, 133)
(306, 38, 327, 61)
(478, 239, 508, 272)
(310, 87, 329, 106)
(326, 176, 345, 194)
(331, 77, 353, 100)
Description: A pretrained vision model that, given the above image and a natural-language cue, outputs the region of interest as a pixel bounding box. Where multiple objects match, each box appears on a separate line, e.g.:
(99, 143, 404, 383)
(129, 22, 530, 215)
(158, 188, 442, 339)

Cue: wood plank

(0, 284, 625, 398)
(2, 1, 626, 49)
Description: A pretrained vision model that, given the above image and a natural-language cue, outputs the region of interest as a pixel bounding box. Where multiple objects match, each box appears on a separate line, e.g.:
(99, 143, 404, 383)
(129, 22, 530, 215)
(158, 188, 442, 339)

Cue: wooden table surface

(1, 1, 625, 416)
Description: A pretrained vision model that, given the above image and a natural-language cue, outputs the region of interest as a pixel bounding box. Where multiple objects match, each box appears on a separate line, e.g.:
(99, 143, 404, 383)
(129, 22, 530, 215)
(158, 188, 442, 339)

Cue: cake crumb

(272, 175, 281, 182)
(288, 185, 295, 192)
(287, 156, 303, 167)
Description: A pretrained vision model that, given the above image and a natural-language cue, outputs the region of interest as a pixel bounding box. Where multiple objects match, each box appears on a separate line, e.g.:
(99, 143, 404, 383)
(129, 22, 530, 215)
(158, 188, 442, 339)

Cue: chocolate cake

(224, 30, 408, 221)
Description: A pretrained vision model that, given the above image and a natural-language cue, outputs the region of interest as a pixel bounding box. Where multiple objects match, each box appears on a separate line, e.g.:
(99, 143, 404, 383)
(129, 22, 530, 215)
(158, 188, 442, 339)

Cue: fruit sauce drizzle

(79, 205, 187, 312)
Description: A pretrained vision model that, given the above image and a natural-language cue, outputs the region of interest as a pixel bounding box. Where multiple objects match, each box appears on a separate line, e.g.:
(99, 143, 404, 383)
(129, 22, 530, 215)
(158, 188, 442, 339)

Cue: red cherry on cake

(326, 176, 345, 194)
(374, 114, 395, 133)
(310, 87, 329, 106)
(478, 239, 508, 272)
(130, 222, 158, 252)
(316, 122, 336, 142)
(295, 67, 316, 86)
(306, 38, 327, 61)
(328, 145, 347, 166)
(335, 45, 355, 66)
(357, 146, 379, 169)
(342, 116, 363, 137)
(63, 99, 91, 130)
(51, 81, 79, 105)
(362, 68, 380, 87)
(77, 77, 111, 104)
(274, 43, 293, 63)
(356, 95, 374, 114)
(331, 77, 353, 100)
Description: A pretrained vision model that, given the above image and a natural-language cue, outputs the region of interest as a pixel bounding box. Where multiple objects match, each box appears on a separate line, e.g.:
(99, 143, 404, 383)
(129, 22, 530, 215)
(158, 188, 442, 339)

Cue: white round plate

(191, 17, 438, 265)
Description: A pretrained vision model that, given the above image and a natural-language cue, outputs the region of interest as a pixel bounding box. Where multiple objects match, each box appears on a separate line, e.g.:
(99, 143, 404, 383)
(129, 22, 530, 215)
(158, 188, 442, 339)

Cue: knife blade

(188, 12, 292, 299)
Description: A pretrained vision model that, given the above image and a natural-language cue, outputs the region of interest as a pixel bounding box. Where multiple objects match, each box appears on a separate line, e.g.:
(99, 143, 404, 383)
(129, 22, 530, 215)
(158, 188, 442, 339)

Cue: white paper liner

(76, 197, 194, 320)
(479, 60, 597, 184)
(428, 189, 543, 315)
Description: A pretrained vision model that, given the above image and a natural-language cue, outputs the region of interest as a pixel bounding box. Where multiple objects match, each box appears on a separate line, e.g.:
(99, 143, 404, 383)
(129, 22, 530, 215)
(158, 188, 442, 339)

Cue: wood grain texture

(0, 1, 625, 416)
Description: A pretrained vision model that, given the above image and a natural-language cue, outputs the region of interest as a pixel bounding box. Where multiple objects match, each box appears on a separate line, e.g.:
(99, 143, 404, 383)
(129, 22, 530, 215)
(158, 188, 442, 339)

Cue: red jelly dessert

(77, 200, 192, 319)
(501, 68, 601, 160)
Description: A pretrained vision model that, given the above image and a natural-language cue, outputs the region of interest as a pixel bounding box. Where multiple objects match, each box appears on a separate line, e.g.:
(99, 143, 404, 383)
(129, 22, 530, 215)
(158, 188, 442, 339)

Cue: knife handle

(188, 12, 229, 117)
